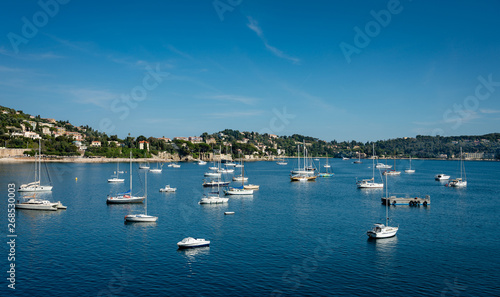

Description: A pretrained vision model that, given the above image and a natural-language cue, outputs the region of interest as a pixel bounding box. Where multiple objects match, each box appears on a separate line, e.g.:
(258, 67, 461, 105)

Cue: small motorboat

(224, 211, 235, 215)
(435, 174, 450, 181)
(243, 184, 259, 190)
(177, 237, 210, 249)
(232, 175, 248, 182)
(159, 185, 176, 192)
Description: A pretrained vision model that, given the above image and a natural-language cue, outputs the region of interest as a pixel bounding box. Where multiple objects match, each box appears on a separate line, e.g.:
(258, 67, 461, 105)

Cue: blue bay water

(1, 159, 499, 296)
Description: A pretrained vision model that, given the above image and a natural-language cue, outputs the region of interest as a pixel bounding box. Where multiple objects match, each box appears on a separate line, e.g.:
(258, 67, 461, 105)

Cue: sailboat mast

(144, 170, 147, 215)
(372, 144, 375, 179)
(297, 145, 300, 170)
(129, 151, 132, 192)
(460, 147, 463, 180)
(385, 170, 389, 226)
(38, 139, 41, 184)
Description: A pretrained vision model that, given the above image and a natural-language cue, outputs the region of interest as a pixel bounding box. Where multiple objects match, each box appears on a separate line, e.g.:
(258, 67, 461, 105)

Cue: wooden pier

(381, 195, 431, 206)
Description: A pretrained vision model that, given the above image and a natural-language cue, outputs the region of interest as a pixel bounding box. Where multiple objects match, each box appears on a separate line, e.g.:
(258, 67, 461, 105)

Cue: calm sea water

(1, 159, 499, 296)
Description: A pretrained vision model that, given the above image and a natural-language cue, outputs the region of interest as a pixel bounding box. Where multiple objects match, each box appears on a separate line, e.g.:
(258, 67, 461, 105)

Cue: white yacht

(243, 184, 260, 190)
(198, 160, 207, 165)
(177, 237, 210, 249)
(232, 175, 248, 182)
(375, 163, 392, 169)
(15, 194, 66, 211)
(435, 174, 450, 181)
(159, 185, 176, 192)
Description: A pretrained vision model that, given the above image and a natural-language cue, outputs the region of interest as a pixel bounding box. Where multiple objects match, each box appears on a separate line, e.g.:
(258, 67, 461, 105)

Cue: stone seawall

(0, 148, 26, 158)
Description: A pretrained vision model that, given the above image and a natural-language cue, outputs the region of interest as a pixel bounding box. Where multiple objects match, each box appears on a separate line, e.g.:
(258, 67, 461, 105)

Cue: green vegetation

(1, 105, 499, 159)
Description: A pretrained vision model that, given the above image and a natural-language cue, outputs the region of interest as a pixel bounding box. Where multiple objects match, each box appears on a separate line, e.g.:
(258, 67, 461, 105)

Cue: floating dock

(381, 195, 430, 206)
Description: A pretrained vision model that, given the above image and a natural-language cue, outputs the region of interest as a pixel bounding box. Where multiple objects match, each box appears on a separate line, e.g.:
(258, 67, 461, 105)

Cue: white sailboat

(198, 150, 207, 165)
(357, 144, 384, 188)
(139, 162, 150, 169)
(353, 153, 362, 164)
(106, 152, 145, 204)
(15, 193, 66, 211)
(225, 158, 254, 195)
(324, 153, 331, 168)
(290, 142, 317, 180)
(108, 162, 125, 182)
(18, 141, 53, 192)
(383, 155, 401, 175)
(200, 149, 229, 204)
(318, 156, 334, 177)
(125, 171, 158, 222)
(367, 173, 398, 239)
(149, 163, 163, 173)
(232, 153, 248, 181)
(405, 155, 415, 173)
(276, 157, 288, 165)
(449, 147, 467, 188)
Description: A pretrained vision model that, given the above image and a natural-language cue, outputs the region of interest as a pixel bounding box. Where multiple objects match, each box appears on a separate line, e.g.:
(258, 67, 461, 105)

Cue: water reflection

(178, 246, 210, 261)
(124, 221, 158, 228)
(367, 236, 399, 253)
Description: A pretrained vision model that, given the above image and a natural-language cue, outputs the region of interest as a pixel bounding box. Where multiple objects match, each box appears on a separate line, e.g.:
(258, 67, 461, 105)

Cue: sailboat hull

(18, 185, 53, 192)
(106, 196, 145, 204)
(107, 178, 125, 183)
(367, 227, 398, 238)
(124, 214, 158, 222)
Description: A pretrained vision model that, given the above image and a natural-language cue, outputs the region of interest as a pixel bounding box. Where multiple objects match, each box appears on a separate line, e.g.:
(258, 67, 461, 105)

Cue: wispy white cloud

(166, 45, 194, 61)
(0, 46, 64, 60)
(201, 94, 259, 105)
(282, 84, 342, 113)
(0, 66, 24, 73)
(68, 88, 118, 109)
(247, 17, 300, 64)
(247, 18, 263, 38)
(479, 108, 500, 114)
(209, 110, 264, 118)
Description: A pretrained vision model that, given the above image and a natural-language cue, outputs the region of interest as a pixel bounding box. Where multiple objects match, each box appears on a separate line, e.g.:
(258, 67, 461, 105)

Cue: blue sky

(1, 0, 500, 142)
